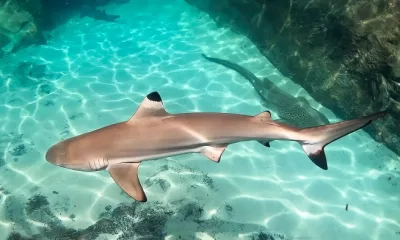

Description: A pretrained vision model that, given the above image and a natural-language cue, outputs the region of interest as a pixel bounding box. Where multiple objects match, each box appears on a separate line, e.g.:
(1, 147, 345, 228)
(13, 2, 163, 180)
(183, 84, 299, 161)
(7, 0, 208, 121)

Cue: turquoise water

(0, 0, 399, 239)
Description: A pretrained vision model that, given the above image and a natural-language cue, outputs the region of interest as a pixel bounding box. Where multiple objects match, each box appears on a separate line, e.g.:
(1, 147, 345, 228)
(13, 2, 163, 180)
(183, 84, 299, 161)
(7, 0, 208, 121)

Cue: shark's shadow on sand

(201, 54, 330, 129)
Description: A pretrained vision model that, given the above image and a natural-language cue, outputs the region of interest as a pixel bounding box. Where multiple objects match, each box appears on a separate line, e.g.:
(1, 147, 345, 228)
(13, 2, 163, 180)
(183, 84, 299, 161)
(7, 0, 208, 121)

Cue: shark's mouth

(55, 163, 93, 172)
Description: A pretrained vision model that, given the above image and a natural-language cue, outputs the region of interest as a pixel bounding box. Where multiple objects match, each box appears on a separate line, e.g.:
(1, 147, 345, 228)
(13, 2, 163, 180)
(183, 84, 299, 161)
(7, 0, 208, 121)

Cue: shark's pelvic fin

(253, 111, 272, 122)
(129, 91, 169, 121)
(258, 140, 271, 147)
(257, 118, 293, 147)
(108, 162, 147, 202)
(200, 145, 228, 163)
(254, 111, 273, 147)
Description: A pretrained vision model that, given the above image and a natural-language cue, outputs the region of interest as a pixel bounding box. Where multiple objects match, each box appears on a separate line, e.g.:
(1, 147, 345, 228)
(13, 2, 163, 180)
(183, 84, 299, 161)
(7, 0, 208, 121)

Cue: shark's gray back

(202, 54, 330, 128)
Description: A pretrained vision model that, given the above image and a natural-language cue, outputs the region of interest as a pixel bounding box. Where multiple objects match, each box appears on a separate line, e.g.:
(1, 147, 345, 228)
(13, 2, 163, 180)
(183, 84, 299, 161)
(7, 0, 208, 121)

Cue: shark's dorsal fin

(129, 92, 169, 122)
(108, 162, 147, 202)
(200, 144, 228, 163)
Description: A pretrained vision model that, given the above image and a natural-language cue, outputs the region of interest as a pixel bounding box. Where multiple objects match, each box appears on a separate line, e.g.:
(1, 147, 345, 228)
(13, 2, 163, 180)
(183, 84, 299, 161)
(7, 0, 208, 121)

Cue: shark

(45, 91, 386, 202)
(80, 5, 120, 22)
(201, 54, 330, 128)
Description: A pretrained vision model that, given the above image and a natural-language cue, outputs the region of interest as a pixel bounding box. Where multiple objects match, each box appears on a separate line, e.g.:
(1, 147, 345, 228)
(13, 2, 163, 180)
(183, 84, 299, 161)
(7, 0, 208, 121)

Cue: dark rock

(251, 231, 275, 240)
(178, 201, 204, 221)
(0, 0, 46, 55)
(6, 232, 31, 240)
(225, 204, 233, 212)
(9, 144, 27, 156)
(26, 195, 49, 215)
(6, 195, 288, 240)
(185, 0, 400, 156)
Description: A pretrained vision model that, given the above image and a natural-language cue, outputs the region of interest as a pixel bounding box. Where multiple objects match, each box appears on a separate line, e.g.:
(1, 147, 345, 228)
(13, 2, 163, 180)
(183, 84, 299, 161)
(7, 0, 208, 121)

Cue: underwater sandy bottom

(0, 0, 399, 239)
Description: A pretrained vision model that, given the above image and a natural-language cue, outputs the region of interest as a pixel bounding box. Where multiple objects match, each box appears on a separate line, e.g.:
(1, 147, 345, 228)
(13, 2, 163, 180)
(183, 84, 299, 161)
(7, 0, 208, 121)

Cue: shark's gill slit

(88, 161, 94, 170)
(100, 156, 109, 169)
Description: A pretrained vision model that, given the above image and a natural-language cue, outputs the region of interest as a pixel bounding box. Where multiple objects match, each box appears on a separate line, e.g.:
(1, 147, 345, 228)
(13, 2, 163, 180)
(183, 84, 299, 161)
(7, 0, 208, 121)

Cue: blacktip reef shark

(80, 5, 120, 22)
(45, 91, 386, 202)
(201, 54, 330, 128)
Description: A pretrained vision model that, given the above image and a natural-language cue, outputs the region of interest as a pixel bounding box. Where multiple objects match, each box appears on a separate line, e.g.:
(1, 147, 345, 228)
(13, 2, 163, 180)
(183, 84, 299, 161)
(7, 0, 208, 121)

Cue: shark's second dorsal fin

(129, 91, 169, 122)
(108, 162, 147, 202)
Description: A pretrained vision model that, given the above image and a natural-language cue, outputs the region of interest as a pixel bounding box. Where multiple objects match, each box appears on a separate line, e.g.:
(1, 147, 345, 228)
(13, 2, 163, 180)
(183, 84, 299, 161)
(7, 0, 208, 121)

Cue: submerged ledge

(184, 0, 400, 157)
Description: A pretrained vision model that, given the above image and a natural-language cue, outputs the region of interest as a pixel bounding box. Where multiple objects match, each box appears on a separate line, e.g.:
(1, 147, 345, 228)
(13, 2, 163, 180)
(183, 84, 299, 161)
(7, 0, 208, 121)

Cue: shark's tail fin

(299, 111, 386, 170)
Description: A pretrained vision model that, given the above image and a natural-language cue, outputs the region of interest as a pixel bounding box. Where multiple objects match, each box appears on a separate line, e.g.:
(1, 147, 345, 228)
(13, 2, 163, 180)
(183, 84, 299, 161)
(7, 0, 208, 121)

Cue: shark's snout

(45, 143, 67, 166)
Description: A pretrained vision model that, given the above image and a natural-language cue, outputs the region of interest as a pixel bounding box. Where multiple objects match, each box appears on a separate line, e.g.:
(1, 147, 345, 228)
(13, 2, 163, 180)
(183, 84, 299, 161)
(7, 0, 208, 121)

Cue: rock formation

(185, 0, 400, 156)
(0, 0, 46, 55)
(0, 0, 125, 55)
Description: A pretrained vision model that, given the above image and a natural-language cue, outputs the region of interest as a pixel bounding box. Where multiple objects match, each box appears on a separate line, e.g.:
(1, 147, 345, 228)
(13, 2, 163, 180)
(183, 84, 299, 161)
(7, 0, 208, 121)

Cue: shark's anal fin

(257, 117, 295, 147)
(108, 162, 147, 202)
(200, 145, 228, 163)
(129, 91, 169, 122)
(254, 112, 273, 147)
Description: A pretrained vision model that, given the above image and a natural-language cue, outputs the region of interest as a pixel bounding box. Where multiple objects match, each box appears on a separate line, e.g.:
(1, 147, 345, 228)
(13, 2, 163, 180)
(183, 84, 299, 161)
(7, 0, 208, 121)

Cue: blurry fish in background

(80, 4, 120, 22)
(202, 54, 330, 128)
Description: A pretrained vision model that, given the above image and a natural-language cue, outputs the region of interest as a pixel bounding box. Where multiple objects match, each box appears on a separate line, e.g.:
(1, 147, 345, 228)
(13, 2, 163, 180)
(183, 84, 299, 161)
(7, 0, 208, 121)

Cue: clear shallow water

(0, 0, 399, 239)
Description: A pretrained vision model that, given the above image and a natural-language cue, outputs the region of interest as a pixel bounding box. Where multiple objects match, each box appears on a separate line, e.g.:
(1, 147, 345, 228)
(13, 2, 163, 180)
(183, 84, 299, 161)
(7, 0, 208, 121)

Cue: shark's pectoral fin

(301, 144, 327, 170)
(128, 92, 169, 122)
(108, 162, 147, 202)
(200, 145, 228, 163)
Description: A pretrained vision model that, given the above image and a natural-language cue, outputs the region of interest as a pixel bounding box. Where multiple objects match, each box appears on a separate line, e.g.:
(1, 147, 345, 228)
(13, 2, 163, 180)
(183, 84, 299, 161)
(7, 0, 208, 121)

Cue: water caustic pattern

(0, 0, 399, 239)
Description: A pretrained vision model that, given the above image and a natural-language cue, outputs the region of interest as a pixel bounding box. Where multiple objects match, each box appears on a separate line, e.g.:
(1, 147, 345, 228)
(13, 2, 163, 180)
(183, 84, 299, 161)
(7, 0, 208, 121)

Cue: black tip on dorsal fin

(147, 91, 162, 102)
(128, 91, 167, 121)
